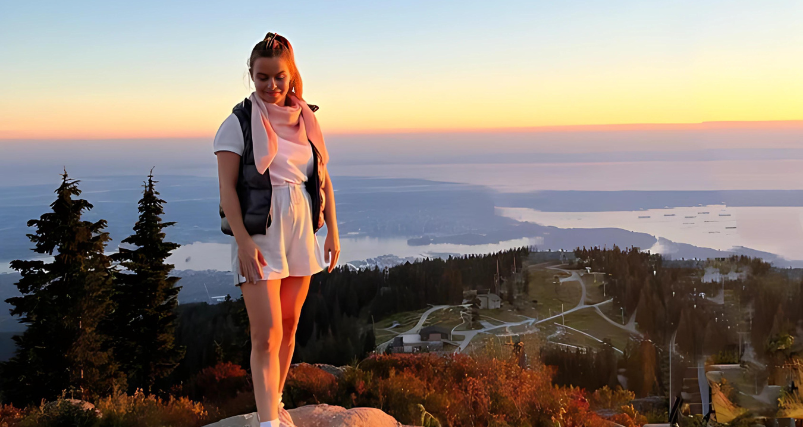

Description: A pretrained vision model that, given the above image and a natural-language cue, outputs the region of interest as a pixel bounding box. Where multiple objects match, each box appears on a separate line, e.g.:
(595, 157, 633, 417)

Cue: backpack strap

(232, 98, 253, 167)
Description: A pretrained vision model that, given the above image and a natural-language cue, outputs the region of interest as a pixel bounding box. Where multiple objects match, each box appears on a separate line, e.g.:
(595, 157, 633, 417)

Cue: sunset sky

(1, 0, 802, 139)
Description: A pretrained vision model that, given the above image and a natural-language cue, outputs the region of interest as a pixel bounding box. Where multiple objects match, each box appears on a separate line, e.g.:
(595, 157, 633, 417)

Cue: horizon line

(2, 119, 802, 141)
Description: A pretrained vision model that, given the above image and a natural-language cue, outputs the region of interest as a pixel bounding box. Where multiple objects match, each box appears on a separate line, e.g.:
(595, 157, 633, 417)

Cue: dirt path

(378, 266, 641, 354)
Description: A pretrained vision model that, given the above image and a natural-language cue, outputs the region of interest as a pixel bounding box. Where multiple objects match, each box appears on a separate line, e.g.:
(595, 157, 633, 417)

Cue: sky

(1, 0, 802, 140)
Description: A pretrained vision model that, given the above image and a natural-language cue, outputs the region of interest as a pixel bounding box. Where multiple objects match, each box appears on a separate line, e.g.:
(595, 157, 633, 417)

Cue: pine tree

(109, 169, 185, 395)
(0, 170, 125, 407)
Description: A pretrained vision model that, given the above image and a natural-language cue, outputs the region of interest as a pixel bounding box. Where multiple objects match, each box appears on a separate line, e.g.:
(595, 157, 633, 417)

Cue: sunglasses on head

(262, 32, 288, 50)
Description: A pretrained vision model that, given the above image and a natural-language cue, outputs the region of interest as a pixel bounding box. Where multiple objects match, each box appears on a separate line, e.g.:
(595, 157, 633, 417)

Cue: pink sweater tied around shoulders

(248, 91, 329, 175)
(248, 91, 330, 231)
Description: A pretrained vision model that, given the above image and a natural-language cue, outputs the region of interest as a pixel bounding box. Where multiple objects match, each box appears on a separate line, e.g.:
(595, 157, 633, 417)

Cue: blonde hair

(247, 32, 304, 101)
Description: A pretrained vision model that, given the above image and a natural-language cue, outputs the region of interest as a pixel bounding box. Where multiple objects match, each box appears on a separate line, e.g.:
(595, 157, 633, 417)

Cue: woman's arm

(321, 168, 340, 272)
(323, 168, 338, 233)
(217, 151, 266, 282)
(217, 151, 250, 242)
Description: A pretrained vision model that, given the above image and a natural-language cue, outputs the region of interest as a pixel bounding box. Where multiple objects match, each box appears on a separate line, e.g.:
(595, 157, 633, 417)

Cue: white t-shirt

(213, 113, 314, 186)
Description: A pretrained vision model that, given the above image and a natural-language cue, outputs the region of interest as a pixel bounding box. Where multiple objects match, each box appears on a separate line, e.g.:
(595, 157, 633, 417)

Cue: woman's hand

(323, 228, 340, 273)
(237, 236, 268, 283)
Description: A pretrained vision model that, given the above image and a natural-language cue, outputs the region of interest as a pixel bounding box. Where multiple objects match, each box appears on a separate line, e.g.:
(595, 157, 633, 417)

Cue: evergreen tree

(0, 170, 125, 407)
(109, 169, 185, 395)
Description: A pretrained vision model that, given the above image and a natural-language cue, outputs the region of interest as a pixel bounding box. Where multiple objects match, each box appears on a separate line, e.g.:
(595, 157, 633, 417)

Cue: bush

(608, 404, 648, 427)
(376, 367, 430, 423)
(93, 388, 208, 427)
(184, 362, 250, 406)
(589, 385, 635, 410)
(336, 364, 377, 408)
(0, 403, 25, 427)
(18, 398, 99, 427)
(283, 351, 611, 427)
(285, 363, 338, 407)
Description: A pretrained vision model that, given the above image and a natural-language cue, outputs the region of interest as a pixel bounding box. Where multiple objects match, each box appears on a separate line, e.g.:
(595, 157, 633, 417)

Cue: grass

(580, 272, 608, 304)
(478, 307, 535, 324)
(526, 269, 583, 317)
(560, 308, 634, 351)
(374, 307, 432, 343)
(539, 322, 603, 349)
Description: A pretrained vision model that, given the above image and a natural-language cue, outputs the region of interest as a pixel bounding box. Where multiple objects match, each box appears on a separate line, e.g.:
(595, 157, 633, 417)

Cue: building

(420, 325, 451, 342)
(390, 325, 452, 353)
(477, 292, 501, 309)
(462, 289, 501, 309)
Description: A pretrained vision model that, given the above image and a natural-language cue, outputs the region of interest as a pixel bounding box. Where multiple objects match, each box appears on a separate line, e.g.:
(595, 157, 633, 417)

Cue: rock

(288, 404, 413, 427)
(203, 408, 294, 427)
(203, 404, 415, 427)
(43, 398, 102, 417)
(202, 411, 259, 427)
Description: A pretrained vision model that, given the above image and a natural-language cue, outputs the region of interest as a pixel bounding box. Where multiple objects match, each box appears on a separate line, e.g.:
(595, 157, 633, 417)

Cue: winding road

(376, 265, 641, 354)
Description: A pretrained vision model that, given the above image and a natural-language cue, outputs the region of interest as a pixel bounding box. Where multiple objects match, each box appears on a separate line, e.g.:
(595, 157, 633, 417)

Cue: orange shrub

(376, 367, 431, 422)
(350, 352, 608, 426)
(285, 363, 338, 406)
(185, 362, 250, 405)
(609, 404, 649, 427)
(94, 388, 209, 427)
(0, 403, 25, 427)
(275, 352, 632, 426)
(337, 364, 377, 408)
(590, 385, 636, 410)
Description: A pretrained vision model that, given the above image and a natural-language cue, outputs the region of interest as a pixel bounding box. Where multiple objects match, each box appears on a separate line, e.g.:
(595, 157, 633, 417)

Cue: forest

(0, 169, 528, 411)
(559, 246, 803, 400)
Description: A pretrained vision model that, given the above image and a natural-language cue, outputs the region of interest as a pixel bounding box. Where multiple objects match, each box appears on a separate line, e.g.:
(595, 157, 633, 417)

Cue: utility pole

(669, 330, 676, 419)
(496, 257, 500, 295)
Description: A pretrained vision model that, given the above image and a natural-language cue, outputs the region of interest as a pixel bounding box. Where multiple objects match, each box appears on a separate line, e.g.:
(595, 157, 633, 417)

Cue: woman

(214, 32, 341, 427)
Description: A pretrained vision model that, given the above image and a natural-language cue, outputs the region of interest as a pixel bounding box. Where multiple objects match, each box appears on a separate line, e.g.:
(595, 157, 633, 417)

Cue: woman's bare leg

(277, 275, 312, 398)
(240, 279, 283, 422)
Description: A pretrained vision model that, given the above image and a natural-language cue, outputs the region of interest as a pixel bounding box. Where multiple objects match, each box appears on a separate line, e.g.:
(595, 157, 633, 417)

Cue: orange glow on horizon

(3, 120, 802, 141)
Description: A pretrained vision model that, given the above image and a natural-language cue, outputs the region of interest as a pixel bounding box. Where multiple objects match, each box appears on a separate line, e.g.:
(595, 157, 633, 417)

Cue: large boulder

(287, 404, 413, 427)
(203, 404, 414, 427)
(201, 408, 292, 427)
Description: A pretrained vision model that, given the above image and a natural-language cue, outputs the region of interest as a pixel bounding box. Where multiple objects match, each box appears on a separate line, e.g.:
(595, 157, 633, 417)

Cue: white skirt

(231, 181, 326, 285)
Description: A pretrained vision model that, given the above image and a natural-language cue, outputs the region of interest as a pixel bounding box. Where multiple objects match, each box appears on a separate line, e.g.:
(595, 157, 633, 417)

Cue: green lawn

(527, 269, 583, 317)
(579, 272, 608, 304)
(374, 307, 431, 343)
(560, 307, 635, 351)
